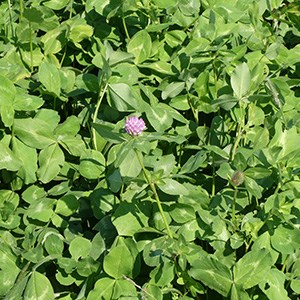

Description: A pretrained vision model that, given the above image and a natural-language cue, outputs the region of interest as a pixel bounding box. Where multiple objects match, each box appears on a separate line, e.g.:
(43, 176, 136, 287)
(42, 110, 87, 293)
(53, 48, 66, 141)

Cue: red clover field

(0, 0, 300, 299)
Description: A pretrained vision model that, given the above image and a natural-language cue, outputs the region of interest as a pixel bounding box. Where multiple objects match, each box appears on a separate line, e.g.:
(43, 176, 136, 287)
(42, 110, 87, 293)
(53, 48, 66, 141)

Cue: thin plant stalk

(134, 149, 173, 239)
(15, 261, 31, 284)
(19, 0, 23, 22)
(187, 93, 198, 124)
(59, 0, 74, 67)
(7, 0, 15, 37)
(230, 117, 244, 161)
(59, 45, 68, 67)
(92, 82, 108, 150)
(122, 16, 130, 40)
(232, 186, 237, 225)
(69, 0, 74, 18)
(211, 153, 216, 197)
(29, 21, 34, 72)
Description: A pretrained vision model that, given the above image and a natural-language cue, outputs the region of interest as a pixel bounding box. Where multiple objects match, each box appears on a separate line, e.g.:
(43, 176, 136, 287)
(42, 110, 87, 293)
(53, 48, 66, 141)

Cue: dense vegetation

(0, 0, 300, 299)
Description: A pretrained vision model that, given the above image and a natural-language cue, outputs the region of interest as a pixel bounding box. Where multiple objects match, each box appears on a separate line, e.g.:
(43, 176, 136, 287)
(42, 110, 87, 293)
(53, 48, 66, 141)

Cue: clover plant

(0, 0, 300, 299)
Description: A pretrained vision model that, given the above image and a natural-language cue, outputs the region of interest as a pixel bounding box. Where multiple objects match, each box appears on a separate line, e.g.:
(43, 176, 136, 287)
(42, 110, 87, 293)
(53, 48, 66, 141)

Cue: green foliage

(0, 0, 300, 299)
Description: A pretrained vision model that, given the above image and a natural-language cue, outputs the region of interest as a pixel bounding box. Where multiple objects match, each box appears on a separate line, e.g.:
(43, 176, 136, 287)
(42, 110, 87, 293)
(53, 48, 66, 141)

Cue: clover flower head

(231, 170, 245, 186)
(125, 116, 146, 136)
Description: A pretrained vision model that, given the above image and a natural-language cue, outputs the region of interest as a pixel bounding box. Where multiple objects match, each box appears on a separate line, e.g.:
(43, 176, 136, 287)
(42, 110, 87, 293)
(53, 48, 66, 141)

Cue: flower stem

(134, 149, 173, 239)
(232, 187, 237, 225)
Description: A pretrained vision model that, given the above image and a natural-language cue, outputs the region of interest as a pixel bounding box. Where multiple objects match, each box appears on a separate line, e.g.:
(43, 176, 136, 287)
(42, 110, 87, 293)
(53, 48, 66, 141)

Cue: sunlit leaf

(189, 256, 233, 297)
(103, 243, 133, 279)
(14, 118, 56, 149)
(157, 178, 189, 195)
(38, 61, 61, 97)
(0, 141, 22, 172)
(234, 248, 273, 289)
(0, 75, 16, 127)
(230, 62, 251, 99)
(24, 271, 54, 300)
(79, 149, 106, 179)
(69, 237, 92, 261)
(37, 143, 64, 183)
(127, 30, 152, 63)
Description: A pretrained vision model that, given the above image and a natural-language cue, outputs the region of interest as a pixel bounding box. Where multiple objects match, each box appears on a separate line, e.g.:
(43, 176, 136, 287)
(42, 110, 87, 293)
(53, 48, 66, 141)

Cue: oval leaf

(234, 248, 273, 289)
(37, 143, 64, 184)
(24, 271, 54, 300)
(127, 30, 152, 63)
(103, 243, 134, 279)
(230, 62, 251, 99)
(157, 178, 188, 195)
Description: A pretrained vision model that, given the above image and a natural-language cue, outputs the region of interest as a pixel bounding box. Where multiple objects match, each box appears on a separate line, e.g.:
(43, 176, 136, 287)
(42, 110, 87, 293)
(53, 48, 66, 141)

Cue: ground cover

(0, 0, 300, 299)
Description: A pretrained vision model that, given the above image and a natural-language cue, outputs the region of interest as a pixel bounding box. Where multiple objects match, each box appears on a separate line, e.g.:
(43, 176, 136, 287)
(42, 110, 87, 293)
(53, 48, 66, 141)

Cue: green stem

(211, 153, 216, 197)
(69, 0, 74, 18)
(32, 254, 59, 272)
(276, 163, 284, 191)
(187, 93, 198, 124)
(134, 149, 173, 239)
(232, 187, 237, 225)
(59, 0, 73, 67)
(122, 16, 130, 40)
(15, 261, 31, 284)
(29, 21, 33, 72)
(7, 0, 15, 38)
(92, 82, 108, 150)
(230, 119, 244, 161)
(19, 0, 23, 22)
(59, 45, 68, 67)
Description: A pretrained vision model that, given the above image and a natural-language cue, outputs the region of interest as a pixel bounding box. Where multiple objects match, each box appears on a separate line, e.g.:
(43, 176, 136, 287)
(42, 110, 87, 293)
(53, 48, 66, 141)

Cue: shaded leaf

(117, 148, 141, 178)
(55, 194, 79, 217)
(92, 121, 125, 144)
(108, 83, 141, 111)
